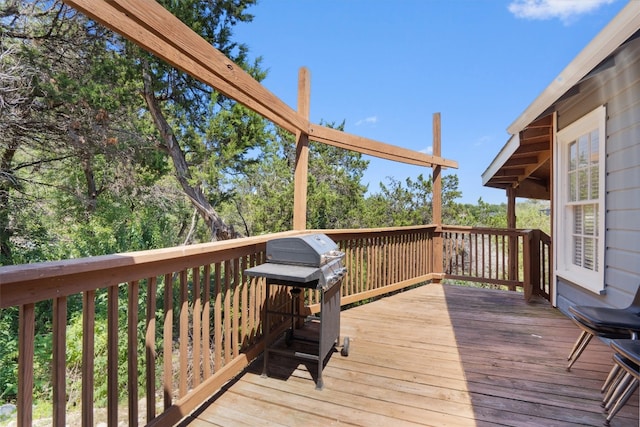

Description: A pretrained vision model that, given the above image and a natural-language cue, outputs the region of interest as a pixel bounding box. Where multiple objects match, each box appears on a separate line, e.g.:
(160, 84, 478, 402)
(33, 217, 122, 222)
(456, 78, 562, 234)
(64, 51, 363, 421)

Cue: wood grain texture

(188, 284, 638, 427)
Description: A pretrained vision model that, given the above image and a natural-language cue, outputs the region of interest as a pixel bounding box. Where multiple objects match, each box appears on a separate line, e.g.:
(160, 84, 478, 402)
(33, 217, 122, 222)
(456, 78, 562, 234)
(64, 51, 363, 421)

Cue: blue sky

(234, 0, 627, 204)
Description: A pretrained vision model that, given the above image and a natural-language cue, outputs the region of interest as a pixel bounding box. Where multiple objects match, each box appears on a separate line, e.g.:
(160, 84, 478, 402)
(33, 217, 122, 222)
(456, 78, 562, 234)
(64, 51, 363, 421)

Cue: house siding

(555, 36, 640, 314)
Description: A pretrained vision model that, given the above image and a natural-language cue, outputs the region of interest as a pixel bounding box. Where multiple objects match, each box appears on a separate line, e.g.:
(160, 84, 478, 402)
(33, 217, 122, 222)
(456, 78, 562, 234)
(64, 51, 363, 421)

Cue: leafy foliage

(0, 0, 551, 413)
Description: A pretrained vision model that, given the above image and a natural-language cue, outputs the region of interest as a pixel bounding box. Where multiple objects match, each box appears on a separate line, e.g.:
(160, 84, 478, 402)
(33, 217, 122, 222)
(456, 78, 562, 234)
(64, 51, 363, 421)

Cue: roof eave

(482, 133, 519, 186)
(507, 1, 640, 136)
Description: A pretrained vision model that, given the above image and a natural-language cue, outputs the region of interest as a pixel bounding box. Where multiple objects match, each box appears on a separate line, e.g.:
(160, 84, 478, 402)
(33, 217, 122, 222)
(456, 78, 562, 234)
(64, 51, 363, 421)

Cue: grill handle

(321, 250, 345, 265)
(326, 267, 348, 285)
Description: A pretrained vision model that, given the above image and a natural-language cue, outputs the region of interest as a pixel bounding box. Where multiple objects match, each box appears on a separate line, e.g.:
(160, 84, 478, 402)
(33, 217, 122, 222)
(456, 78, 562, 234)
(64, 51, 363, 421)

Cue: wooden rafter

(518, 151, 550, 185)
(484, 114, 552, 199)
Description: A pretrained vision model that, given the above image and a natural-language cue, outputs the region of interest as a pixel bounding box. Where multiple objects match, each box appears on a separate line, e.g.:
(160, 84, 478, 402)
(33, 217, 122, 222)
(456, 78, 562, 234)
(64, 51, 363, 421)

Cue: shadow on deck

(181, 284, 638, 427)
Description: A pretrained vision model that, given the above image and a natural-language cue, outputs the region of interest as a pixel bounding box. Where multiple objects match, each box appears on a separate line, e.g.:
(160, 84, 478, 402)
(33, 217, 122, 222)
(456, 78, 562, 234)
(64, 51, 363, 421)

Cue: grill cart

(245, 233, 350, 390)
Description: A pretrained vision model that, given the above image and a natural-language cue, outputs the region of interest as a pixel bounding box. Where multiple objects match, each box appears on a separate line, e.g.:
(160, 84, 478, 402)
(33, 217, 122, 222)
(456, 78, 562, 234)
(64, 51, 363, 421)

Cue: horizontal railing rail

(0, 225, 441, 427)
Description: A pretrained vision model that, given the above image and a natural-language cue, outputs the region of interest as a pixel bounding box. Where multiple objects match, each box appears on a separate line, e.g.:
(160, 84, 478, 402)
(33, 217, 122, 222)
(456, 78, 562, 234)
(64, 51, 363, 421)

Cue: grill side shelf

(245, 263, 321, 289)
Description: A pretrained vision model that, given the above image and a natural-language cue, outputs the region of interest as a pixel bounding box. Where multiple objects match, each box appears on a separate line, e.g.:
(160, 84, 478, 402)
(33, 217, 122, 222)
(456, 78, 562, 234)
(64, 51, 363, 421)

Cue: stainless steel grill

(245, 233, 350, 389)
(247, 233, 347, 290)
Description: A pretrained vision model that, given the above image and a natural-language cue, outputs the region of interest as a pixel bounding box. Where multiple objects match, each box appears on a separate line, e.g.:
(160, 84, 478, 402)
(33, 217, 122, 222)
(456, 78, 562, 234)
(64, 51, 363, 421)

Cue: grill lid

(266, 233, 341, 267)
(245, 233, 347, 290)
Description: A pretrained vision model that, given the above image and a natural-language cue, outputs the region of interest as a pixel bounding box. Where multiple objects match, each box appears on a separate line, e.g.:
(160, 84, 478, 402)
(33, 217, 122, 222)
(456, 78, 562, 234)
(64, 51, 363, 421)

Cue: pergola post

(293, 67, 310, 230)
(507, 186, 518, 287)
(432, 113, 443, 281)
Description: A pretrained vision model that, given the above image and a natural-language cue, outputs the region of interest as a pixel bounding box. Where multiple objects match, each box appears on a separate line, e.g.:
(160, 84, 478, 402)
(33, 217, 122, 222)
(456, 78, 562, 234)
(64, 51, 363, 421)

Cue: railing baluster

(146, 277, 157, 422)
(372, 237, 377, 291)
(449, 233, 454, 275)
(481, 233, 486, 279)
(232, 258, 240, 358)
(501, 234, 506, 286)
(377, 236, 382, 289)
(18, 303, 34, 427)
(247, 255, 257, 343)
(163, 273, 173, 409)
(473, 233, 476, 277)
(108, 285, 119, 424)
(192, 267, 201, 387)
(52, 296, 67, 427)
(393, 234, 399, 284)
(461, 234, 466, 276)
(82, 290, 95, 427)
(179, 270, 188, 397)
(223, 260, 232, 365)
(383, 236, 388, 286)
(487, 234, 493, 279)
(241, 256, 249, 348)
(128, 281, 139, 426)
(412, 233, 416, 279)
(214, 262, 222, 372)
(203, 264, 212, 379)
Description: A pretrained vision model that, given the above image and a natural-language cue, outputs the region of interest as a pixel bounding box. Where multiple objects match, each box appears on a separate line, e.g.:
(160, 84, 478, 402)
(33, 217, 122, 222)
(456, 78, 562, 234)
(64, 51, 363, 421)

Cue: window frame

(554, 106, 606, 294)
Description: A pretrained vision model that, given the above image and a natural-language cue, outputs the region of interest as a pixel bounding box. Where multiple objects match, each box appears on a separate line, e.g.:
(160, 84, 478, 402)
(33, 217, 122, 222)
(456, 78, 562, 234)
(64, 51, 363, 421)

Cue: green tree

(135, 0, 267, 241)
(516, 199, 551, 234)
(363, 173, 462, 227)
(306, 122, 369, 229)
(222, 122, 369, 234)
(221, 126, 292, 235)
(0, 0, 184, 264)
(456, 198, 508, 228)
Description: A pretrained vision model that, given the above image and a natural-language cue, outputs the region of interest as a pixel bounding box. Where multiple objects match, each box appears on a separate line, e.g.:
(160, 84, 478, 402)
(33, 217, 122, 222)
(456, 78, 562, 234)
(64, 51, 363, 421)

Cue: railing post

(507, 187, 517, 283)
(432, 113, 443, 281)
(530, 229, 541, 298)
(293, 67, 310, 230)
(522, 230, 542, 302)
(522, 231, 532, 301)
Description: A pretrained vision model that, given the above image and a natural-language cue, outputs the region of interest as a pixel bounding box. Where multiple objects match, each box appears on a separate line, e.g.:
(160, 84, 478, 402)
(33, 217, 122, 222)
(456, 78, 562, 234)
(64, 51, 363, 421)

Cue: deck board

(183, 284, 639, 426)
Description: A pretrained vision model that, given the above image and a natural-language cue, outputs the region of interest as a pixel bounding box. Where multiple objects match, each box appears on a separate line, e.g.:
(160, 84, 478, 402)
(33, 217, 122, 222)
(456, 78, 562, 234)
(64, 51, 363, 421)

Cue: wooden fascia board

(62, 0, 456, 170)
(308, 124, 458, 168)
(482, 133, 519, 185)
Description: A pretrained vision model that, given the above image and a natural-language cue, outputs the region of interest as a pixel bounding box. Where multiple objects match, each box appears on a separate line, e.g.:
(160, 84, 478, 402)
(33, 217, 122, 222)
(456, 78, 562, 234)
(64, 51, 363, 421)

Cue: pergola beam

(308, 124, 458, 168)
(63, 0, 458, 170)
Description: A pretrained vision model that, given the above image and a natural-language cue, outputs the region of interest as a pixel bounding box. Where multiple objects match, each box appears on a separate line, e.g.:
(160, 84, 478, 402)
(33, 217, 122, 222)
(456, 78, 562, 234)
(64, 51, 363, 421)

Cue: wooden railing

(0, 225, 552, 426)
(317, 227, 437, 310)
(441, 226, 552, 301)
(0, 226, 440, 427)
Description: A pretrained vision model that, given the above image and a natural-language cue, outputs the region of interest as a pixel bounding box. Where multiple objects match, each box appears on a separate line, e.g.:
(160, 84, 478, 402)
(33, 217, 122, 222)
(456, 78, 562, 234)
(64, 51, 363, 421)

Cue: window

(555, 106, 606, 294)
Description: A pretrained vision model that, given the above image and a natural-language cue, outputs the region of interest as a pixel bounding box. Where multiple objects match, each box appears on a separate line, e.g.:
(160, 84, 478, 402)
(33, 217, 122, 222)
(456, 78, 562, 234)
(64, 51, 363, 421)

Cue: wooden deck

(181, 284, 638, 427)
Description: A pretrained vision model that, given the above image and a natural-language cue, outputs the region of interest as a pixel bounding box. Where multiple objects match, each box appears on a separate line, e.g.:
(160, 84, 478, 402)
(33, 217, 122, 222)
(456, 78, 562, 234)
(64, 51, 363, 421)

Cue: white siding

(555, 35, 640, 313)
